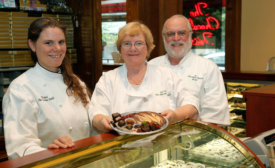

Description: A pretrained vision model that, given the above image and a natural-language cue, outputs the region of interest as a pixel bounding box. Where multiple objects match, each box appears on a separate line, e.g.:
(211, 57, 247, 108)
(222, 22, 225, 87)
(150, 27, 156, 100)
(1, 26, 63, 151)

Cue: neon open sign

(183, 1, 222, 48)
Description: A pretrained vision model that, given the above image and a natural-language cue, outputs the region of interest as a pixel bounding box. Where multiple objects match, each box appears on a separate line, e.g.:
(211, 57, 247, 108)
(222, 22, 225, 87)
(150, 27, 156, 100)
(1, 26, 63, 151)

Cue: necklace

(129, 77, 139, 85)
(127, 71, 146, 85)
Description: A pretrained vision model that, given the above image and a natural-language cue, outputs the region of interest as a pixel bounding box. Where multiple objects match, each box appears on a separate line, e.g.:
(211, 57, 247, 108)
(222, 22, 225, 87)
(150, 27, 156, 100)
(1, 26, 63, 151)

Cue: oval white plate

(110, 112, 169, 135)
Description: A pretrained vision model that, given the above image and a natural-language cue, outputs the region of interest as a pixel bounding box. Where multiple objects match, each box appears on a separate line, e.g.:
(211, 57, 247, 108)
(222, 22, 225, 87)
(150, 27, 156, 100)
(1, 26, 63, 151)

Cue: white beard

(163, 38, 192, 59)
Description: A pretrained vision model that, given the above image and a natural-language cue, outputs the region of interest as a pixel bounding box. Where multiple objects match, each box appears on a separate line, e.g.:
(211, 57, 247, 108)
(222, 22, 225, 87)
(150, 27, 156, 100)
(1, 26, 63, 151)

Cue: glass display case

(20, 120, 264, 168)
(225, 82, 267, 138)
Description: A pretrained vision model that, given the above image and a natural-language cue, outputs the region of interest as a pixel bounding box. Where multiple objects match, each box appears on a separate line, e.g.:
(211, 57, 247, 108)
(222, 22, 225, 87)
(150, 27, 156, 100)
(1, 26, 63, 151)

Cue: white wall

(241, 0, 275, 71)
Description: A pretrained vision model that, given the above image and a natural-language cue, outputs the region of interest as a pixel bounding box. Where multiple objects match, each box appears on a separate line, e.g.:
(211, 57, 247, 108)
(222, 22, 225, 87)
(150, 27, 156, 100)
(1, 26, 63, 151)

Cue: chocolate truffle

(150, 123, 156, 131)
(126, 119, 135, 125)
(155, 124, 161, 130)
(114, 116, 123, 123)
(134, 125, 141, 129)
(126, 124, 133, 130)
(112, 113, 121, 120)
(141, 121, 150, 132)
(118, 119, 126, 127)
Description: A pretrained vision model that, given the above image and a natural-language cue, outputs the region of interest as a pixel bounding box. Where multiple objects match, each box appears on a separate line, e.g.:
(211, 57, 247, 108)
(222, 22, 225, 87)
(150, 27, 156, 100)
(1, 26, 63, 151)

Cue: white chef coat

(90, 63, 200, 135)
(149, 51, 230, 125)
(3, 63, 91, 159)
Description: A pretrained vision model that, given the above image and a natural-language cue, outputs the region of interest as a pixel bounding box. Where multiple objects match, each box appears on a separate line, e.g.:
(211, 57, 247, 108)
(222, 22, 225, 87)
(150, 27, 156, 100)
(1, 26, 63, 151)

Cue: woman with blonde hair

(91, 22, 199, 134)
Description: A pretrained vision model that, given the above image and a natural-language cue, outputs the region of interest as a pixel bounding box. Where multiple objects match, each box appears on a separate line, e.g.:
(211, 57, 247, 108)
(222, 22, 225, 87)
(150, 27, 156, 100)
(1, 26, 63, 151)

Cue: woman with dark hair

(3, 18, 91, 159)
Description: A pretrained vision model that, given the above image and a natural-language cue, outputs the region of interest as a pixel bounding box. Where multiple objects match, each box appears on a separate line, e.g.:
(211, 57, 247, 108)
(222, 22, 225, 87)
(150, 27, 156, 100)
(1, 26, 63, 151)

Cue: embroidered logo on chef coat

(38, 96, 54, 102)
(188, 75, 203, 81)
(155, 90, 171, 96)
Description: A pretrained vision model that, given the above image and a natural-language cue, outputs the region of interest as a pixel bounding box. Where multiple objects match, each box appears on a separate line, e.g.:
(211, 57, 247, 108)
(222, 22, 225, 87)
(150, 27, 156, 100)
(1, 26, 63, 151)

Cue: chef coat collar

(35, 62, 62, 79)
(123, 60, 153, 97)
(164, 50, 193, 67)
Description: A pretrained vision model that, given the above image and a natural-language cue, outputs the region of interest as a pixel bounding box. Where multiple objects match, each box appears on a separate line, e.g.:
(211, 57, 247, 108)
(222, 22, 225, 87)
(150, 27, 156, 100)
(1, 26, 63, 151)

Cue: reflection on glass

(186, 0, 226, 70)
(101, 0, 126, 64)
(26, 122, 262, 168)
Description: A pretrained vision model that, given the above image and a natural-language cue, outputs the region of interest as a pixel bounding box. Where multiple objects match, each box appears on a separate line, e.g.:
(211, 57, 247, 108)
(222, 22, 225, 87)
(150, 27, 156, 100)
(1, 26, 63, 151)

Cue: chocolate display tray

(110, 112, 169, 135)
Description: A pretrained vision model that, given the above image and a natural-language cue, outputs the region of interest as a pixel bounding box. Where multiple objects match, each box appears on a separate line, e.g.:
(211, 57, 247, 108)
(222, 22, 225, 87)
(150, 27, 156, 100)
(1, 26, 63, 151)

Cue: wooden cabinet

(242, 84, 275, 137)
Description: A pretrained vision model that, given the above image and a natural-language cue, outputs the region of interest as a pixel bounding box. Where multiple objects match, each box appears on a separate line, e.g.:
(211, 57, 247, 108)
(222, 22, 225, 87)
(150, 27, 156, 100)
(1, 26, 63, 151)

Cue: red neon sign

(192, 32, 214, 46)
(189, 2, 220, 46)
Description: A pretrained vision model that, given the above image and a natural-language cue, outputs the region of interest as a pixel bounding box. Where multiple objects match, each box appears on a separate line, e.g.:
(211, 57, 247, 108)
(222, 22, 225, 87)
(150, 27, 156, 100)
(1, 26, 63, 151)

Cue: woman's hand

(162, 105, 198, 124)
(93, 114, 113, 132)
(161, 109, 177, 124)
(48, 136, 74, 149)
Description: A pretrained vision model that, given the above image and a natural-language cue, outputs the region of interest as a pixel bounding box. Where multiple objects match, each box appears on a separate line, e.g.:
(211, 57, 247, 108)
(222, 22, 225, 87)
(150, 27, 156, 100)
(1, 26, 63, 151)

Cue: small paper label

(4, 0, 16, 8)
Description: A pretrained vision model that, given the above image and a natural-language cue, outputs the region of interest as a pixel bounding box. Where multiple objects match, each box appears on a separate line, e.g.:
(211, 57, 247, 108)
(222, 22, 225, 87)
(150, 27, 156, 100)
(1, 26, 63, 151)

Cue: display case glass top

(16, 120, 264, 168)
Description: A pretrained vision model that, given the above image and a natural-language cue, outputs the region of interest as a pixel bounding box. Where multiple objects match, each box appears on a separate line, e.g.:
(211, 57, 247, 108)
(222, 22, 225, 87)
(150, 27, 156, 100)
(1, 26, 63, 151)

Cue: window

(183, 0, 226, 70)
(101, 0, 126, 64)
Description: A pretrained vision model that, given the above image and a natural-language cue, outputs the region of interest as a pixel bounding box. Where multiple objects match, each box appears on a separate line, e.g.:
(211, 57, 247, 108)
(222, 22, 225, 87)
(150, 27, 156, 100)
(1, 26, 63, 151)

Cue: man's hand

(48, 136, 74, 149)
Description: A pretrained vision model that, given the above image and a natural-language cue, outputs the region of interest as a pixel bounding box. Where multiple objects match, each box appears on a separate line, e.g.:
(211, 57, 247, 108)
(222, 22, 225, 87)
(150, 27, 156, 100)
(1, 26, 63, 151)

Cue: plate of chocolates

(110, 111, 169, 135)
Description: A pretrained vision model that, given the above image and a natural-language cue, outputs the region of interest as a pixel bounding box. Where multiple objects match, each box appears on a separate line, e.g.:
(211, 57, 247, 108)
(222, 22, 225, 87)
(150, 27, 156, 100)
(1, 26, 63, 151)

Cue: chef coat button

(85, 122, 88, 125)
(69, 127, 73, 130)
(143, 97, 148, 102)
(59, 104, 62, 107)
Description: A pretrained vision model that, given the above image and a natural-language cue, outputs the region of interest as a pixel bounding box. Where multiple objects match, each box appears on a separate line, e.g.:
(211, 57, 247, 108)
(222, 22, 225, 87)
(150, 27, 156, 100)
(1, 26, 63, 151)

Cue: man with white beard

(149, 15, 230, 126)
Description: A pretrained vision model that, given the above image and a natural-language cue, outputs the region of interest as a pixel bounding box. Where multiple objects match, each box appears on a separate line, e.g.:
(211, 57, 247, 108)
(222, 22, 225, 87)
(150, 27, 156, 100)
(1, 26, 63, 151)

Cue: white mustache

(169, 42, 184, 47)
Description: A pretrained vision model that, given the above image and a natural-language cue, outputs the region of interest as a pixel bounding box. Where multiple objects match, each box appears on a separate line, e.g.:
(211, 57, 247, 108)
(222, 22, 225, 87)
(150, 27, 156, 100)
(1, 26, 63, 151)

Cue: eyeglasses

(121, 41, 146, 49)
(163, 30, 192, 38)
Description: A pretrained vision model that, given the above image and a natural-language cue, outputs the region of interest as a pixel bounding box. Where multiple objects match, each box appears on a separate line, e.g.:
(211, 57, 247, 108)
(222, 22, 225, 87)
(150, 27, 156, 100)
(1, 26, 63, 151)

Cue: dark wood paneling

(126, 0, 183, 60)
(67, 0, 102, 91)
(155, 0, 183, 59)
(242, 84, 275, 137)
(242, 84, 275, 98)
(0, 136, 7, 162)
(222, 70, 275, 81)
(225, 0, 241, 71)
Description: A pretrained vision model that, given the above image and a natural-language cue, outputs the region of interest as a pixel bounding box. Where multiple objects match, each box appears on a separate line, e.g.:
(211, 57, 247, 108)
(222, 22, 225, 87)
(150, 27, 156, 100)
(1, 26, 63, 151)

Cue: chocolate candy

(126, 124, 133, 130)
(114, 116, 123, 123)
(150, 123, 156, 131)
(112, 113, 121, 120)
(134, 125, 141, 129)
(118, 119, 126, 127)
(126, 119, 135, 125)
(141, 121, 150, 132)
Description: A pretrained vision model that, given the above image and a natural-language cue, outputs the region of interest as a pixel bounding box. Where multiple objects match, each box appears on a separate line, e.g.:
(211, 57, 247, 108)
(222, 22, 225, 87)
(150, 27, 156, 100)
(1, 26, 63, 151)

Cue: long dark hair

(28, 18, 91, 106)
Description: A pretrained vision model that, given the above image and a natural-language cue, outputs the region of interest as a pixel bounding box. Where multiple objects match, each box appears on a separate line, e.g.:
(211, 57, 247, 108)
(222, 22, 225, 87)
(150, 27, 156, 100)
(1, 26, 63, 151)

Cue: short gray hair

(162, 14, 192, 34)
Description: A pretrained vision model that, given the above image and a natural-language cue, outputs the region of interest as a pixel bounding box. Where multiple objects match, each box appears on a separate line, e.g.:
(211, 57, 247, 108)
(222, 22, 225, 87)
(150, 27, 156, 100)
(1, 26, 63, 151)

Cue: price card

(4, 0, 16, 8)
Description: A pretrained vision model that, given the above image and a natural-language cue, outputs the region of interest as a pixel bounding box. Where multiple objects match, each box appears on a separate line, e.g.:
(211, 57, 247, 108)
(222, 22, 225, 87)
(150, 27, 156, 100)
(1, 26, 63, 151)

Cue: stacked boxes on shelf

(0, 12, 12, 49)
(0, 51, 13, 67)
(0, 12, 76, 67)
(13, 50, 34, 66)
(67, 49, 77, 64)
(0, 50, 34, 67)
(0, 11, 40, 49)
(19, 0, 47, 12)
(10, 12, 32, 48)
